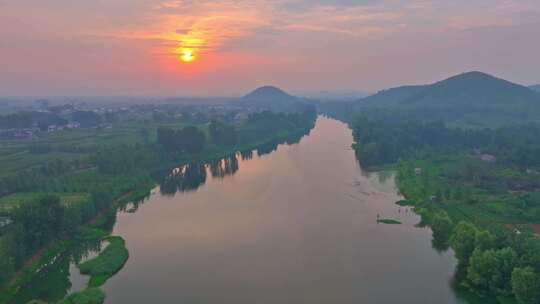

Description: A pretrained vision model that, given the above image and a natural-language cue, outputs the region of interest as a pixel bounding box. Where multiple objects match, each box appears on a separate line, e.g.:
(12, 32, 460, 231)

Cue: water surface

(103, 117, 463, 304)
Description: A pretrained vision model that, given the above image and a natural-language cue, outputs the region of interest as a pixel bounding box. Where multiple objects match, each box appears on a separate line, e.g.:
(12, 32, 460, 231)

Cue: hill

(240, 86, 311, 112)
(530, 84, 540, 92)
(357, 85, 427, 108)
(347, 71, 540, 126)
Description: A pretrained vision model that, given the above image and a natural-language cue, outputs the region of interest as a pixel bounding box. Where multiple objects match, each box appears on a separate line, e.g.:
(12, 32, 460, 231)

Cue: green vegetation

(0, 239, 71, 304)
(349, 116, 540, 303)
(377, 218, 402, 225)
(0, 192, 89, 211)
(511, 267, 540, 304)
(0, 107, 317, 302)
(78, 236, 128, 287)
(57, 288, 105, 304)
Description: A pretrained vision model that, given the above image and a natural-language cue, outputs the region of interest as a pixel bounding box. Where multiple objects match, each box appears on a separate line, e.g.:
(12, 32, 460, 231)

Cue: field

(0, 125, 148, 178)
(0, 192, 90, 211)
(396, 154, 540, 229)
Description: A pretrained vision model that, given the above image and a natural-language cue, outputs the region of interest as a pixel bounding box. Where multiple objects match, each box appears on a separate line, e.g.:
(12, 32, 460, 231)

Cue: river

(97, 116, 465, 304)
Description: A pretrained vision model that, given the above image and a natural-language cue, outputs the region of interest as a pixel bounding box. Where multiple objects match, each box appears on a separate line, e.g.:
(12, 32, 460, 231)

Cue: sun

(180, 49, 195, 62)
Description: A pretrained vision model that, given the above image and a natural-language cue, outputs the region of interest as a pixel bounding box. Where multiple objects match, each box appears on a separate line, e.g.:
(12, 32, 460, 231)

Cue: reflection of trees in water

(377, 170, 394, 184)
(160, 162, 207, 195)
(257, 130, 308, 156)
(209, 154, 238, 178)
(256, 141, 279, 156)
(160, 128, 310, 195)
(118, 191, 153, 213)
(240, 150, 253, 161)
(285, 130, 307, 145)
(12, 123, 314, 303)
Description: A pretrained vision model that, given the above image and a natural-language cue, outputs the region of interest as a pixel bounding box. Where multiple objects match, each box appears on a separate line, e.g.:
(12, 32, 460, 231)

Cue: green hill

(356, 85, 427, 108)
(348, 71, 540, 126)
(240, 86, 312, 113)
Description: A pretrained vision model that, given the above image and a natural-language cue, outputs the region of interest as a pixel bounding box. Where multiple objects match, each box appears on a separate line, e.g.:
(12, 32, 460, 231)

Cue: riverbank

(349, 119, 540, 304)
(0, 112, 316, 304)
(78, 236, 128, 288)
(390, 157, 535, 304)
(93, 117, 463, 304)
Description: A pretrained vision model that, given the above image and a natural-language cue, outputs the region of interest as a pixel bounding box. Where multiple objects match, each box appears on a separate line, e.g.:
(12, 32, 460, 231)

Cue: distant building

(13, 130, 33, 140)
(526, 168, 539, 175)
(0, 216, 12, 228)
(67, 122, 80, 129)
(414, 168, 422, 175)
(47, 125, 57, 132)
(234, 112, 249, 122)
(480, 154, 496, 162)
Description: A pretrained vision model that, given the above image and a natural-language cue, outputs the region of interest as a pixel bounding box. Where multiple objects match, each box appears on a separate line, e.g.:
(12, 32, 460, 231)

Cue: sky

(1, 0, 539, 96)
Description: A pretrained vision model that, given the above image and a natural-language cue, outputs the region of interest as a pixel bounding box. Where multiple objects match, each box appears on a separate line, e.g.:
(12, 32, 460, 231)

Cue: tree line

(0, 111, 103, 130)
(351, 116, 540, 169)
(157, 126, 206, 154)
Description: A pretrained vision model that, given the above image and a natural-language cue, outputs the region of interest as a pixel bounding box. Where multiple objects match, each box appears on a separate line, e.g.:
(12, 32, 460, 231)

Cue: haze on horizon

(1, 0, 539, 96)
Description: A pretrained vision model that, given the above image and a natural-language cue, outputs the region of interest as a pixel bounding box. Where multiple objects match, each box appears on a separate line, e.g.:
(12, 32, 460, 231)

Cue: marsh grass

(78, 236, 128, 287)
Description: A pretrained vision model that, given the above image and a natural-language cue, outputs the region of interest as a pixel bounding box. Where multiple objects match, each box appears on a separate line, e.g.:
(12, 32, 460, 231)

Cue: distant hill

(240, 86, 311, 112)
(357, 85, 427, 108)
(243, 86, 295, 101)
(347, 71, 540, 125)
(530, 85, 540, 92)
(298, 90, 370, 101)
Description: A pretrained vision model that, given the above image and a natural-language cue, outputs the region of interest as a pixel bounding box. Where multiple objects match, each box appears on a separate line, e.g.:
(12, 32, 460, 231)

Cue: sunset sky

(1, 0, 539, 96)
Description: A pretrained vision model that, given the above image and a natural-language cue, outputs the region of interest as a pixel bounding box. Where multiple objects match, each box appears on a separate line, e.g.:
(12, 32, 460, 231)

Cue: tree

(0, 238, 15, 286)
(511, 267, 540, 304)
(474, 229, 496, 251)
(180, 126, 206, 153)
(72, 111, 102, 128)
(450, 221, 478, 266)
(431, 211, 454, 244)
(209, 121, 237, 146)
(467, 247, 517, 294)
(157, 127, 175, 151)
(157, 126, 206, 154)
(13, 194, 64, 253)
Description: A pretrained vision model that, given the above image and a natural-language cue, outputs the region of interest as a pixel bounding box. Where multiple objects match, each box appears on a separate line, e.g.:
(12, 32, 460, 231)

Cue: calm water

(99, 117, 465, 304)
